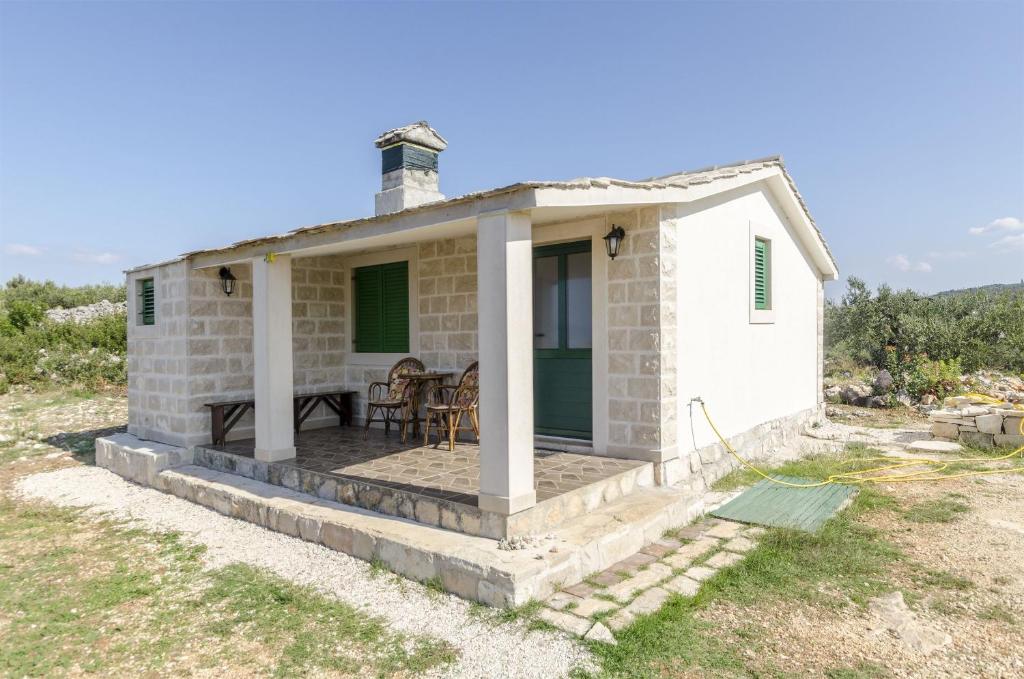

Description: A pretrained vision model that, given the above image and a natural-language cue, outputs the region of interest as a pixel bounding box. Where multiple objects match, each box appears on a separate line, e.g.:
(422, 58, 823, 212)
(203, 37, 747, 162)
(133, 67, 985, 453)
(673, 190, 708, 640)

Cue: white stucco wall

(672, 184, 822, 453)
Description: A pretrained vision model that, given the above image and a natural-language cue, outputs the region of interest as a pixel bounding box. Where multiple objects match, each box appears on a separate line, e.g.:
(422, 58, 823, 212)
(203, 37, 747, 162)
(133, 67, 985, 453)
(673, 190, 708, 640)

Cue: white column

(252, 254, 295, 461)
(476, 210, 536, 515)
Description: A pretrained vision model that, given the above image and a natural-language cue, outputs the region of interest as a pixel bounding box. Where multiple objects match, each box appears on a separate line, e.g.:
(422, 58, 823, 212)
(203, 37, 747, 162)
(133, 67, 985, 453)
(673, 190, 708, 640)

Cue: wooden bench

(205, 389, 356, 445)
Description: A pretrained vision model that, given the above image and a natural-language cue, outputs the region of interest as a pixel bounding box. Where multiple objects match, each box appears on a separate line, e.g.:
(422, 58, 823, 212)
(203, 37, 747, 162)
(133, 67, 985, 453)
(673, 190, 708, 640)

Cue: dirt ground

(699, 468, 1024, 678)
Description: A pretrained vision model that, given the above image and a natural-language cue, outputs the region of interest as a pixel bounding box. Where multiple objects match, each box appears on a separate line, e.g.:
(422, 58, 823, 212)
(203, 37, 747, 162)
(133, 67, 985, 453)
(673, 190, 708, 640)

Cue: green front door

(533, 240, 592, 439)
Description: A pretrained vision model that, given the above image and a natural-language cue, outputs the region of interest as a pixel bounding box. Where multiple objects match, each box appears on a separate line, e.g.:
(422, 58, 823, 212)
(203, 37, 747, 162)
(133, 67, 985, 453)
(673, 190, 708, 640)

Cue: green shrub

(5, 300, 45, 332)
(0, 314, 126, 390)
(0, 277, 128, 391)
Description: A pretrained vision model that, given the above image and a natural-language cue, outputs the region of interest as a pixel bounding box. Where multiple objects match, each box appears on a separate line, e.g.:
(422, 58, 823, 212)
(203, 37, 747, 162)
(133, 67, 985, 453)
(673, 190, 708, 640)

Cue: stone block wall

(416, 236, 478, 372)
(290, 255, 347, 388)
(605, 207, 678, 464)
(928, 398, 1024, 449)
(127, 260, 191, 446)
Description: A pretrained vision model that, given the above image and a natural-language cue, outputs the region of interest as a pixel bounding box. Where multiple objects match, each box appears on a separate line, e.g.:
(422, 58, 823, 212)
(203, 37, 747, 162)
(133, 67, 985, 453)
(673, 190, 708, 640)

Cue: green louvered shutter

(140, 279, 155, 325)
(754, 238, 770, 310)
(354, 266, 383, 352)
(353, 262, 408, 353)
(381, 261, 409, 352)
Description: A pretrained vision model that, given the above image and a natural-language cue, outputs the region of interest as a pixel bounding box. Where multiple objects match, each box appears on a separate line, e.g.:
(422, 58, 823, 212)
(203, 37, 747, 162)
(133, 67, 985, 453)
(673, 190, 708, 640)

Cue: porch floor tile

(210, 427, 646, 508)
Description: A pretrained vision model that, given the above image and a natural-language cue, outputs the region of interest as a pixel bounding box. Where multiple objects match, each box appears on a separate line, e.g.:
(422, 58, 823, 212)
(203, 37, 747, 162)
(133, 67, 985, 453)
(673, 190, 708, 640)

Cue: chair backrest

(388, 357, 425, 383)
(454, 361, 479, 408)
(386, 357, 425, 401)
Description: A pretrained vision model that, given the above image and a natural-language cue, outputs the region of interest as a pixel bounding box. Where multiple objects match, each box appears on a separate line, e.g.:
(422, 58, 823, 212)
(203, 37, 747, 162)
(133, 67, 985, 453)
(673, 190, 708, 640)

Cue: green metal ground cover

(710, 475, 858, 532)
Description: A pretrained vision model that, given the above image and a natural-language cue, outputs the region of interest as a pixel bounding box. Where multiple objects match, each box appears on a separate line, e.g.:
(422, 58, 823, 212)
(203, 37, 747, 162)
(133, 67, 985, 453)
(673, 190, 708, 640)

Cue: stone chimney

(374, 121, 447, 215)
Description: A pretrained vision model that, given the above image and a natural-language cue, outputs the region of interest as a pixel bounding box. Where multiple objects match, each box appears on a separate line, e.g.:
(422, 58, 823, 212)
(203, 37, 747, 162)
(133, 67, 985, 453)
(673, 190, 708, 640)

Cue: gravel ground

(16, 466, 593, 679)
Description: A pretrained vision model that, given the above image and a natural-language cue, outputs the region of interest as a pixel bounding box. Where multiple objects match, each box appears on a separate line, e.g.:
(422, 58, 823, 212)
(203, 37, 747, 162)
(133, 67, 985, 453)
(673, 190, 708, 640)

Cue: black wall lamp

(218, 266, 237, 296)
(603, 225, 626, 260)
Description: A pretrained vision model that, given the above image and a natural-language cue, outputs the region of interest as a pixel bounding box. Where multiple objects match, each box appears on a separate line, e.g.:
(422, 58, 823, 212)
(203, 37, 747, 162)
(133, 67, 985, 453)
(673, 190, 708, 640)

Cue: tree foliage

(0, 275, 126, 313)
(825, 277, 1024, 375)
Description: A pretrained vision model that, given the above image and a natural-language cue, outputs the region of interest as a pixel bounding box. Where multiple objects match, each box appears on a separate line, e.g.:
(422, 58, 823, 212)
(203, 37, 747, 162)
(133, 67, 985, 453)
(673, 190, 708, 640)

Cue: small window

(754, 237, 771, 311)
(353, 261, 409, 353)
(137, 278, 155, 326)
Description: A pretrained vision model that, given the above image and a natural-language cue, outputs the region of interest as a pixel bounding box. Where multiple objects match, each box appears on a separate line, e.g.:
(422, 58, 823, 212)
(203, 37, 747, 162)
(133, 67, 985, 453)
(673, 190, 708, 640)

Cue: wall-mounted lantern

(218, 266, 237, 296)
(603, 225, 626, 260)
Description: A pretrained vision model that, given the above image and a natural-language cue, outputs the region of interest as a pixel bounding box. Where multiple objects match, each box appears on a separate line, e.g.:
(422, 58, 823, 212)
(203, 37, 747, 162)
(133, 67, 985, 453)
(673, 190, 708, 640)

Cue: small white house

(116, 122, 837, 582)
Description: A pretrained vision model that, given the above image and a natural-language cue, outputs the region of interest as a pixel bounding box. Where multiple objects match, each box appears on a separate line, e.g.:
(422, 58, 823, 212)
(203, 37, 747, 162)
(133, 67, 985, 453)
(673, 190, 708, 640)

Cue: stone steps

(154, 463, 704, 607)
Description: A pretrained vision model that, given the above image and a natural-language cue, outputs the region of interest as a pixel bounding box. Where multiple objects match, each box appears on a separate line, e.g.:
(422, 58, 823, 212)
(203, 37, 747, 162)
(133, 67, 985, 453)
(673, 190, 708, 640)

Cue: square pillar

(252, 254, 295, 461)
(476, 210, 536, 515)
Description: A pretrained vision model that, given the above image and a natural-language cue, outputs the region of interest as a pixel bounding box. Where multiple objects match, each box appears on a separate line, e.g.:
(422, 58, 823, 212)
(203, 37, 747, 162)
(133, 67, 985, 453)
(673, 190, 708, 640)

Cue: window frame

(345, 247, 419, 366)
(136, 277, 156, 326)
(749, 224, 776, 324)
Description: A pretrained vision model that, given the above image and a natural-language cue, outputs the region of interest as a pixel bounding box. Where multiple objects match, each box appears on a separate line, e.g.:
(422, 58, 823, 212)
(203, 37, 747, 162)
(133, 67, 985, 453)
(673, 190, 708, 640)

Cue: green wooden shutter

(381, 261, 409, 352)
(354, 266, 383, 352)
(353, 261, 408, 353)
(140, 279, 155, 325)
(754, 238, 770, 310)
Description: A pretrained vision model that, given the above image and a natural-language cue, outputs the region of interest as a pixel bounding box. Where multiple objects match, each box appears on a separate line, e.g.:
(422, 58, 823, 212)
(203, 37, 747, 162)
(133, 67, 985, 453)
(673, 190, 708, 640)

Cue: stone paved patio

(210, 427, 646, 508)
(538, 517, 765, 644)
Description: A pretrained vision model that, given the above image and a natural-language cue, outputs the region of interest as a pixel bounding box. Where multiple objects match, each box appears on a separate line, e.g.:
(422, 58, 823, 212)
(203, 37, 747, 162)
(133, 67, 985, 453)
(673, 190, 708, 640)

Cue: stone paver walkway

(538, 517, 764, 643)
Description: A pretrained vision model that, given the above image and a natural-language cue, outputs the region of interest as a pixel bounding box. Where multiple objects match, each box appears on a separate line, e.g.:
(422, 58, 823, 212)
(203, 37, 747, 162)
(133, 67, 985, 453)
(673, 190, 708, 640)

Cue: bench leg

(211, 406, 225, 445)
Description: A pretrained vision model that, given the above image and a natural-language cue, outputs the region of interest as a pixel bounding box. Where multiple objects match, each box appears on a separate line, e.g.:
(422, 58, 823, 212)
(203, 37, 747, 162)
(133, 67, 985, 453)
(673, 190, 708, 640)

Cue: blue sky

(1, 1, 1021, 296)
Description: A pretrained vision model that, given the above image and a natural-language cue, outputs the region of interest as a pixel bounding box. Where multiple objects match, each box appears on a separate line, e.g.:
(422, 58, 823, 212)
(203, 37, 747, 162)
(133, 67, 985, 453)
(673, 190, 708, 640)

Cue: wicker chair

(423, 362, 480, 451)
(364, 357, 425, 442)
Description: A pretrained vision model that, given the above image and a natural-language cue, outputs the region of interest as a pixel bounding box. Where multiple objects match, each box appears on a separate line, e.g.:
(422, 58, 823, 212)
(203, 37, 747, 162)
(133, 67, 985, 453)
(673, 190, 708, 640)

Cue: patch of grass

(580, 595, 752, 677)
(913, 568, 974, 591)
(581, 450, 907, 677)
(422, 575, 446, 598)
(826, 661, 889, 678)
(902, 496, 970, 523)
(495, 598, 543, 625)
(927, 595, 960, 616)
(979, 605, 1016, 624)
(909, 499, 970, 524)
(698, 499, 900, 608)
(0, 497, 455, 677)
(368, 557, 388, 578)
(712, 444, 906, 492)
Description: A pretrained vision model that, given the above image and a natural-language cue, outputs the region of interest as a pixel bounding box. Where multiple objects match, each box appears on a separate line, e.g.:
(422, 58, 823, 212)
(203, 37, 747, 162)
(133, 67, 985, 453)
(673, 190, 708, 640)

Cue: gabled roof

(133, 156, 836, 278)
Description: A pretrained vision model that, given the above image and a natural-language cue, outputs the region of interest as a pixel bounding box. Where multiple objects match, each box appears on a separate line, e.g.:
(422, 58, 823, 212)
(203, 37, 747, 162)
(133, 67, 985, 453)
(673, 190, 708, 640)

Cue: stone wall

(127, 260, 191, 446)
(605, 207, 678, 464)
(928, 397, 1024, 449)
(416, 236, 478, 372)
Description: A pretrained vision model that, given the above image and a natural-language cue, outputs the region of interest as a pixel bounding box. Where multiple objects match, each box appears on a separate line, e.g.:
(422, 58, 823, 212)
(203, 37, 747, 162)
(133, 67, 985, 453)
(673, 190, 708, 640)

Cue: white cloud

(3, 243, 43, 256)
(991, 233, 1024, 251)
(887, 254, 932, 273)
(73, 252, 120, 265)
(925, 249, 972, 260)
(968, 216, 1023, 236)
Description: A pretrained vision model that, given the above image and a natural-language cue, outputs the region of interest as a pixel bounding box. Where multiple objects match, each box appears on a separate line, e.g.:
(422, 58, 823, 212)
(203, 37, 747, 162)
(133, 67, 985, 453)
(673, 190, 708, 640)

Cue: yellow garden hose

(694, 395, 1024, 488)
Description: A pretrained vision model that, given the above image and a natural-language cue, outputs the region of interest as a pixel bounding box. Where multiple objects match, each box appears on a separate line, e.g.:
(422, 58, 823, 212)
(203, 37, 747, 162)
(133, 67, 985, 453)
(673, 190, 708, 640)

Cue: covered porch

(182, 198, 654, 533)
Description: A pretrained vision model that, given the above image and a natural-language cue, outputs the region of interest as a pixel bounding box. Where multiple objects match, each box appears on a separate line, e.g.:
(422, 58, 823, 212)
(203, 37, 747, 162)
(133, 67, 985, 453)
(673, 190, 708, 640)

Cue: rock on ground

(868, 591, 953, 655)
